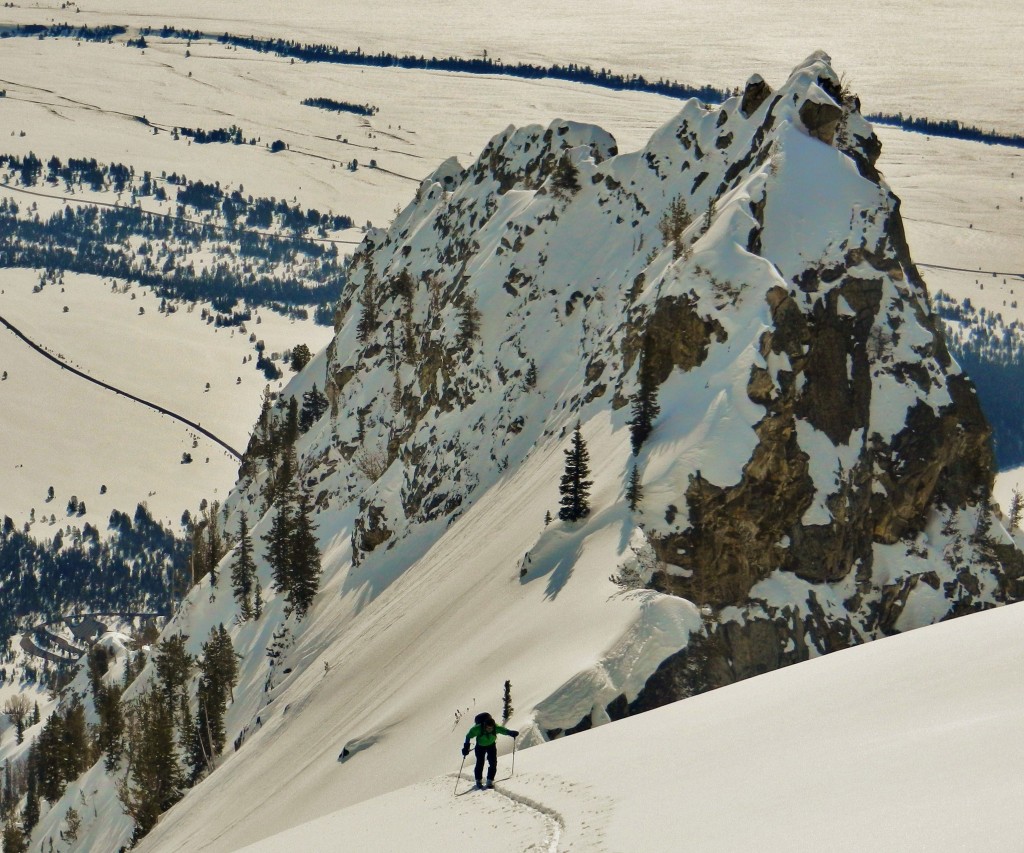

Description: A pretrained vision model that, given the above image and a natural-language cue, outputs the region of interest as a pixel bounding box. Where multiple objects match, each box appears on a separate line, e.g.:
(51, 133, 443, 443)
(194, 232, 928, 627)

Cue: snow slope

(241, 600, 1024, 853)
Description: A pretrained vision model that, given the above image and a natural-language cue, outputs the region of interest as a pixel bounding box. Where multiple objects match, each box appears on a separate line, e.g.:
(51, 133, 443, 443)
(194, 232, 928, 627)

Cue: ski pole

(510, 737, 517, 778)
(455, 752, 467, 794)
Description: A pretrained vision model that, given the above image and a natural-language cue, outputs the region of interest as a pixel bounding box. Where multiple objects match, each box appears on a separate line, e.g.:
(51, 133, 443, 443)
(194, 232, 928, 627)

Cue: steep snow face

(34, 53, 1023, 853)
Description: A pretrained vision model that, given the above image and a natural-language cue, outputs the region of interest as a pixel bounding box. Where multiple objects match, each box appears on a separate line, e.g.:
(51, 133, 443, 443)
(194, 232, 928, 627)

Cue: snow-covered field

(5, 0, 1024, 133)
(0, 267, 333, 532)
(1, 11, 1022, 531)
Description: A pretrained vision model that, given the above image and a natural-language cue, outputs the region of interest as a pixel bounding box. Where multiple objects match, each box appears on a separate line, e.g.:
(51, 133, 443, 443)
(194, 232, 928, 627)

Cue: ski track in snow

(451, 772, 565, 852)
(450, 771, 619, 852)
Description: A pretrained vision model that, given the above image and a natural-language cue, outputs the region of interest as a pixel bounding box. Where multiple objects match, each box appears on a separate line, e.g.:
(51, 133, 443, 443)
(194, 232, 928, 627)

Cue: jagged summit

(29, 54, 1023, 852)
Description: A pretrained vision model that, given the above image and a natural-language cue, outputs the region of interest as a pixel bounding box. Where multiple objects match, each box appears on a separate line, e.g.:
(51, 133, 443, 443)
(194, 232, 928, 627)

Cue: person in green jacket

(462, 711, 518, 788)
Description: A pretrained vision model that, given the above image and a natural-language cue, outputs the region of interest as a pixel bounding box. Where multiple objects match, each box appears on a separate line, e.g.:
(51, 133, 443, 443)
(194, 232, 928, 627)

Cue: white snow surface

(241, 601, 1024, 853)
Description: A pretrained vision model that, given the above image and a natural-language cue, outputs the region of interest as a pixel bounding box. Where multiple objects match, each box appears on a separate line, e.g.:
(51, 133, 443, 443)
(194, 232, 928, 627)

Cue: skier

(462, 712, 518, 788)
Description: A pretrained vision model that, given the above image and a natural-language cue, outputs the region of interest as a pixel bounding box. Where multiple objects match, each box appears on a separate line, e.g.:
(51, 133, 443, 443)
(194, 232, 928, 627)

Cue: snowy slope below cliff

(240, 600, 1024, 853)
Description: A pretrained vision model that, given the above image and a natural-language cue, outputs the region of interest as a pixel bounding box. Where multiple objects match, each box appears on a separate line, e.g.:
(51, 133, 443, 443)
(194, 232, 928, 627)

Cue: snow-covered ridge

(26, 52, 1023, 852)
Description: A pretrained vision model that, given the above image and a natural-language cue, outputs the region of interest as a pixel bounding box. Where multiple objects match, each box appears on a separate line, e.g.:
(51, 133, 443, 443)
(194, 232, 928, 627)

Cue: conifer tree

(558, 422, 593, 522)
(627, 362, 661, 455)
(20, 752, 38, 835)
(2, 817, 26, 853)
(626, 464, 643, 511)
(551, 152, 580, 197)
(288, 489, 322, 619)
(253, 576, 264, 619)
(458, 293, 481, 349)
(96, 683, 125, 771)
(701, 194, 717, 234)
(299, 385, 329, 433)
(264, 444, 299, 595)
(191, 626, 238, 779)
(501, 680, 514, 724)
(118, 688, 184, 843)
(1008, 488, 1022, 531)
(153, 634, 194, 725)
(230, 513, 256, 620)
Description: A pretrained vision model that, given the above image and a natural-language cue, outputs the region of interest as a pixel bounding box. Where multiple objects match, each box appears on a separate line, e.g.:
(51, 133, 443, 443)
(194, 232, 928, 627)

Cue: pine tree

(501, 680, 514, 724)
(658, 197, 692, 260)
(288, 489, 322, 619)
(230, 513, 256, 620)
(253, 576, 264, 619)
(551, 152, 580, 197)
(1008, 488, 1022, 531)
(289, 343, 312, 372)
(558, 422, 593, 522)
(626, 464, 643, 511)
(299, 384, 329, 433)
(61, 806, 81, 843)
(20, 753, 38, 835)
(192, 626, 238, 778)
(118, 688, 184, 843)
(96, 684, 125, 771)
(2, 817, 26, 853)
(627, 362, 661, 455)
(458, 293, 481, 349)
(701, 194, 717, 234)
(153, 634, 194, 725)
(263, 446, 299, 599)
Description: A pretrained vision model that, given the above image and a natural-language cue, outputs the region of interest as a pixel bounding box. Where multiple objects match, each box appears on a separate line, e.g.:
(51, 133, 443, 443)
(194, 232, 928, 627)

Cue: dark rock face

(799, 98, 843, 144)
(740, 74, 772, 118)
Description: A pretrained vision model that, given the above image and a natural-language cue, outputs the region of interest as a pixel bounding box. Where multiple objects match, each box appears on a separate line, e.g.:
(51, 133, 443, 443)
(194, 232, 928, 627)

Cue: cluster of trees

(174, 125, 249, 145)
(933, 290, 1024, 468)
(0, 154, 351, 310)
(868, 112, 1024, 149)
(0, 504, 188, 644)
(201, 31, 730, 105)
(1, 624, 241, 847)
(3, 23, 125, 41)
(301, 97, 378, 117)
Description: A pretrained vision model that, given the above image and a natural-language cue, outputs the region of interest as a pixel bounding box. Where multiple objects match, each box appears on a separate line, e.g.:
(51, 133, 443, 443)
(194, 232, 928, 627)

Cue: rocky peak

(248, 50, 1021, 724)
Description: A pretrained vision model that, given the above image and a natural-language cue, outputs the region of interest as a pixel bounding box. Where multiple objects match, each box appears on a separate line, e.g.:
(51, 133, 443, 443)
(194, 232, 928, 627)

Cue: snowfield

(1, 14, 1022, 532)
(243, 600, 1024, 852)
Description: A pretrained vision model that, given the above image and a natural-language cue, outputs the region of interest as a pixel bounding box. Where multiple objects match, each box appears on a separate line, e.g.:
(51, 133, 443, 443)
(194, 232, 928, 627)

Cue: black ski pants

(474, 743, 497, 781)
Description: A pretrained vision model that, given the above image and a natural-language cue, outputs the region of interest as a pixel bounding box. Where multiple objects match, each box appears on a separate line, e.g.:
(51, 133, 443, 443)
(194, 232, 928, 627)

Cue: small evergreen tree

(627, 362, 661, 455)
(118, 688, 184, 843)
(626, 464, 643, 511)
(299, 384, 329, 433)
(658, 197, 692, 260)
(230, 513, 256, 620)
(458, 293, 481, 348)
(2, 817, 26, 853)
(289, 343, 312, 372)
(287, 489, 322, 619)
(701, 194, 717, 234)
(501, 680, 514, 724)
(1008, 488, 1021, 531)
(551, 153, 580, 197)
(558, 422, 593, 522)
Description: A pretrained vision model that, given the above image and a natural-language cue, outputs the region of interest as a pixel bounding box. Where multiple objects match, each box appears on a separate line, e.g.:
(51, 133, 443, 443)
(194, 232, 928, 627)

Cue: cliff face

(258, 51, 1021, 722)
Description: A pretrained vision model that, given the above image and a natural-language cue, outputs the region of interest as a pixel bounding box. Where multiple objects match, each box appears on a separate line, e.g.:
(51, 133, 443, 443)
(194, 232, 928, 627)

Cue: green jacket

(464, 723, 513, 748)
